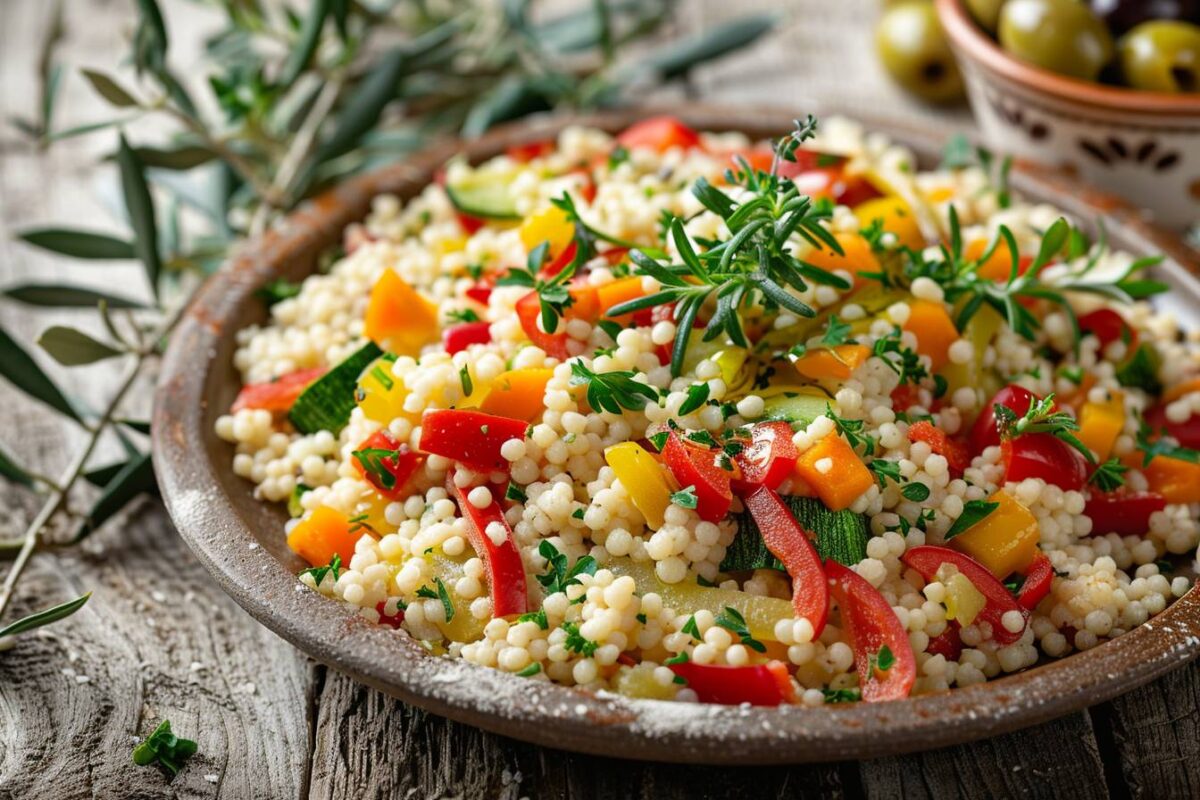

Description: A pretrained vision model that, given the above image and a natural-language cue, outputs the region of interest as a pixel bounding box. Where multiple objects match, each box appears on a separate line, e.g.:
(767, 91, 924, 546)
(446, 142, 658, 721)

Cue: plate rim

(152, 104, 1200, 764)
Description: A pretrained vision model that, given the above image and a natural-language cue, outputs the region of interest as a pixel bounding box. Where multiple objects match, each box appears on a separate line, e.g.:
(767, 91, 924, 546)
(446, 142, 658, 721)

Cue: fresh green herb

(536, 540, 597, 596)
(826, 406, 877, 456)
(933, 374, 949, 399)
(901, 482, 931, 502)
(681, 614, 701, 639)
(572, 507, 586, 520)
(1136, 414, 1200, 466)
(1155, 559, 1175, 575)
(505, 481, 527, 503)
(994, 393, 1096, 463)
(448, 308, 481, 323)
(867, 644, 896, 675)
(665, 651, 690, 665)
(369, 363, 394, 391)
(517, 609, 549, 630)
(300, 553, 342, 586)
(648, 429, 670, 452)
(821, 687, 861, 704)
(415, 577, 455, 621)
(562, 620, 599, 657)
(608, 145, 630, 169)
(1115, 343, 1163, 396)
(1088, 458, 1128, 492)
(696, 574, 718, 588)
(945, 499, 1000, 540)
(686, 429, 717, 447)
(636, 613, 648, 624)
(352, 446, 400, 491)
(820, 314, 854, 347)
(287, 482, 313, 518)
(517, 662, 542, 677)
(671, 485, 699, 510)
(872, 327, 929, 386)
(714, 606, 767, 653)
(132, 720, 197, 778)
(679, 382, 711, 415)
(255, 277, 301, 307)
(1058, 366, 1084, 385)
(869, 458, 903, 487)
(596, 319, 624, 344)
(605, 117, 850, 376)
(563, 432, 577, 444)
(940, 133, 975, 170)
(347, 512, 375, 535)
(1004, 574, 1025, 595)
(497, 241, 579, 333)
(569, 361, 659, 414)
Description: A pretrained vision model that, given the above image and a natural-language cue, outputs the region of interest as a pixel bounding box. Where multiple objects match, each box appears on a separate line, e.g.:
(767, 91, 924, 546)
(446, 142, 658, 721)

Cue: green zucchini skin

(720, 495, 869, 572)
(288, 341, 383, 435)
(445, 177, 520, 220)
(757, 392, 831, 425)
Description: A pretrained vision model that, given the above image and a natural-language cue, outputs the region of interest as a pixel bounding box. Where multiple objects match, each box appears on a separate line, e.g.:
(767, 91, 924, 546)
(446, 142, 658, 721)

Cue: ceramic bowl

(153, 106, 1200, 764)
(936, 0, 1200, 231)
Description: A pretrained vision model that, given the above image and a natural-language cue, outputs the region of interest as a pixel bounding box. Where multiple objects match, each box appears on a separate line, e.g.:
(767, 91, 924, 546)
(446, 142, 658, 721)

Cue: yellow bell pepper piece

(466, 368, 553, 421)
(854, 195, 925, 251)
(428, 554, 488, 644)
(519, 205, 574, 258)
(793, 434, 874, 511)
(364, 270, 439, 355)
(1078, 390, 1125, 461)
(355, 355, 417, 425)
(904, 299, 960, 372)
(1144, 456, 1200, 504)
(940, 568, 986, 626)
(606, 558, 794, 642)
(604, 442, 675, 529)
(616, 664, 680, 700)
(950, 489, 1039, 578)
(941, 304, 1004, 402)
(791, 343, 871, 381)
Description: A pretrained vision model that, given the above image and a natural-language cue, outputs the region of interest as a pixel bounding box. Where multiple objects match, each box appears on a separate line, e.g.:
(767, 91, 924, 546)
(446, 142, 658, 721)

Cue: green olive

(998, 0, 1115, 81)
(966, 0, 1007, 33)
(876, 1, 966, 103)
(1119, 20, 1200, 92)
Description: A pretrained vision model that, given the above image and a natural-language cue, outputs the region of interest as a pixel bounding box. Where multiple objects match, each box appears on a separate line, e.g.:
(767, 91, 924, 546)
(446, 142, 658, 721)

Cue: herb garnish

(562, 620, 599, 657)
(826, 406, 877, 456)
(517, 662, 542, 677)
(670, 485, 699, 509)
(459, 364, 473, 396)
(714, 606, 766, 653)
(132, 720, 197, 778)
(821, 687, 861, 704)
(415, 577, 455, 622)
(994, 393, 1095, 463)
(496, 241, 578, 334)
(352, 446, 401, 491)
(901, 482, 931, 502)
(1088, 458, 1128, 492)
(448, 308, 481, 323)
(536, 541, 597, 596)
(869, 458, 904, 488)
(867, 644, 896, 676)
(678, 382, 711, 415)
(681, 614, 702, 639)
(255, 277, 301, 307)
(300, 553, 342, 586)
(517, 608, 549, 630)
(1136, 414, 1200, 467)
(569, 361, 659, 414)
(944, 499, 1000, 540)
(505, 481, 527, 503)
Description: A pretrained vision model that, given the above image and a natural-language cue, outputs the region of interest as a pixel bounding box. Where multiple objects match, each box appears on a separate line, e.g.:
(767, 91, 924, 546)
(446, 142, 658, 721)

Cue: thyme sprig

(994, 393, 1096, 463)
(607, 117, 849, 376)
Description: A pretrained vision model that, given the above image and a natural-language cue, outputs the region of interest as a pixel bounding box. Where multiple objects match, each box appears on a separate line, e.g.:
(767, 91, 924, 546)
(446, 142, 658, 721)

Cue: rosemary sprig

(994, 393, 1096, 463)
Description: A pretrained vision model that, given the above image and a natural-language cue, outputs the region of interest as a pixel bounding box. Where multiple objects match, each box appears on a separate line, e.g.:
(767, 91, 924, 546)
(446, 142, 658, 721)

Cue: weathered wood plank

(859, 712, 1115, 800)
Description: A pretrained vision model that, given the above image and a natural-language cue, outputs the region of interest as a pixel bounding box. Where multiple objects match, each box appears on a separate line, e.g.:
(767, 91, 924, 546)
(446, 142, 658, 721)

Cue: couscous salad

(216, 115, 1200, 706)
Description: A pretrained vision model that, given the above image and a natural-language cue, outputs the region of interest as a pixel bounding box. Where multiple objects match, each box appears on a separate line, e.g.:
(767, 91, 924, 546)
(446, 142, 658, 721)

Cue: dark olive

(998, 0, 1115, 80)
(966, 0, 1008, 33)
(1090, 0, 1200, 37)
(1119, 19, 1200, 91)
(876, 1, 966, 103)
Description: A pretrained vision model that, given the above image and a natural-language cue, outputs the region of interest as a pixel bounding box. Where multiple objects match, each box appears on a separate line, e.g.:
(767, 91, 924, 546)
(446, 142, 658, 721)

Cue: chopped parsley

(1136, 414, 1200, 467)
(517, 608, 549, 629)
(670, 485, 699, 510)
(821, 687, 861, 704)
(868, 644, 896, 676)
(352, 446, 401, 491)
(569, 362, 660, 414)
(132, 720, 197, 778)
(563, 620, 599, 656)
(415, 577, 455, 622)
(681, 614, 701, 639)
(714, 606, 766, 653)
(572, 507, 586, 520)
(447, 307, 481, 323)
(901, 482, 931, 502)
(872, 327, 929, 386)
(636, 613, 648, 624)
(536, 540, 597, 596)
(300, 553, 342, 586)
(944, 499, 1000, 540)
(1088, 458, 1128, 492)
(827, 406, 877, 456)
(869, 458, 903, 487)
(505, 481, 527, 503)
(517, 662, 542, 677)
(679, 382, 711, 415)
(820, 314, 854, 347)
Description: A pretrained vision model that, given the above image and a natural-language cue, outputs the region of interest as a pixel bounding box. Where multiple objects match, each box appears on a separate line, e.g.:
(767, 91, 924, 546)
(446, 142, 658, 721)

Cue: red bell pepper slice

(1015, 552, 1054, 611)
(465, 280, 493, 306)
(970, 384, 1037, 454)
(616, 116, 701, 153)
(926, 621, 963, 661)
(1001, 434, 1088, 491)
(442, 321, 492, 355)
(542, 240, 578, 278)
(1079, 308, 1136, 350)
(352, 430, 426, 499)
(457, 212, 486, 235)
(447, 474, 528, 617)
(902, 545, 1027, 645)
(1144, 402, 1200, 450)
(231, 366, 325, 413)
(743, 486, 829, 636)
(418, 409, 528, 473)
(907, 420, 971, 476)
(668, 659, 795, 706)
(505, 139, 555, 162)
(516, 290, 570, 360)
(825, 559, 916, 702)
(1084, 490, 1167, 536)
(375, 601, 406, 629)
(662, 432, 733, 523)
(732, 422, 799, 492)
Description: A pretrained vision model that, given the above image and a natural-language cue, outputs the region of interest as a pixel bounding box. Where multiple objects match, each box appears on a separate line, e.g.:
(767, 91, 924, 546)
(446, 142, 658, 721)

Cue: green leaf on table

(279, 0, 329, 88)
(37, 326, 124, 366)
(0, 441, 34, 488)
(132, 719, 197, 779)
(2, 283, 146, 309)
(0, 592, 91, 639)
(74, 451, 157, 542)
(0, 324, 82, 422)
(624, 14, 777, 81)
(80, 69, 140, 108)
(118, 419, 152, 435)
(117, 134, 162, 297)
(84, 460, 126, 488)
(17, 228, 136, 260)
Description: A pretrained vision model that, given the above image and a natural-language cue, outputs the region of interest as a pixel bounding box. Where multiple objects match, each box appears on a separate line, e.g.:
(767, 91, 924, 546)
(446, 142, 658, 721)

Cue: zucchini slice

(445, 168, 520, 220)
(757, 390, 832, 425)
(721, 495, 869, 572)
(288, 341, 383, 434)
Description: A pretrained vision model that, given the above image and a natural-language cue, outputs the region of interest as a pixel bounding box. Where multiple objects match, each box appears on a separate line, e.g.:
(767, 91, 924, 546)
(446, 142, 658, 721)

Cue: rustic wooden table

(2, 1, 1199, 798)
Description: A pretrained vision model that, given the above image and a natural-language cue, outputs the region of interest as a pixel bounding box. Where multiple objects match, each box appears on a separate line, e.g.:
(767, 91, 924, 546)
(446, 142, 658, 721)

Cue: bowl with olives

(936, 0, 1200, 229)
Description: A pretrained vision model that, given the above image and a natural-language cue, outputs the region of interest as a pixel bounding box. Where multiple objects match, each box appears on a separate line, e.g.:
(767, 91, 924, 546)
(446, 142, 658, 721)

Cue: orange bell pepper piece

(903, 299, 959, 372)
(1163, 377, 1200, 404)
(1077, 390, 1125, 461)
(793, 434, 874, 511)
(791, 344, 872, 381)
(287, 505, 366, 568)
(802, 231, 881, 289)
(1144, 456, 1200, 504)
(853, 196, 924, 252)
(596, 276, 648, 322)
(473, 368, 554, 421)
(364, 270, 439, 355)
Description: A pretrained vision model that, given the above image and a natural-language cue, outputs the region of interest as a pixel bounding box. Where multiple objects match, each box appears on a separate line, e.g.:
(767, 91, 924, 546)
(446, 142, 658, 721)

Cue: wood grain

(0, 0, 1197, 797)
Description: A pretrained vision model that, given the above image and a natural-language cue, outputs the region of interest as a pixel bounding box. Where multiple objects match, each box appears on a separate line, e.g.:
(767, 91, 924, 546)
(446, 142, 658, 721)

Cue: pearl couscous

(216, 115, 1200, 706)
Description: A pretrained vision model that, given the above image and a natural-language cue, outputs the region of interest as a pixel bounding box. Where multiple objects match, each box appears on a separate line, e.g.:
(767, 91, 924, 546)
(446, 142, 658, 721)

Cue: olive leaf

(133, 0, 169, 74)
(84, 460, 127, 488)
(624, 13, 778, 81)
(279, 0, 329, 89)
(0, 442, 34, 488)
(17, 228, 136, 260)
(117, 134, 162, 297)
(48, 116, 143, 142)
(73, 451, 157, 542)
(121, 143, 215, 170)
(0, 592, 92, 639)
(37, 326, 124, 367)
(0, 324, 82, 423)
(2, 284, 146, 309)
(462, 77, 551, 138)
(81, 69, 141, 108)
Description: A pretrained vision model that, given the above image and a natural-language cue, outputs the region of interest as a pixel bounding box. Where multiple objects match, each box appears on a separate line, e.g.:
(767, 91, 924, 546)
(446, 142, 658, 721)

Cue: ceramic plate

(152, 106, 1200, 764)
